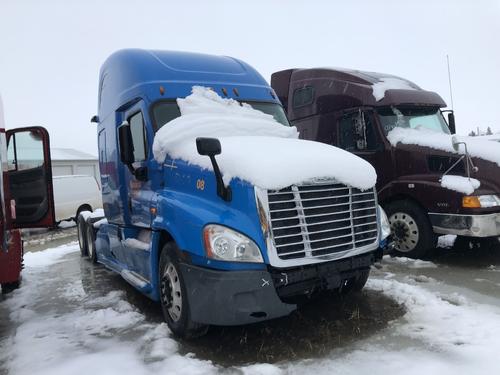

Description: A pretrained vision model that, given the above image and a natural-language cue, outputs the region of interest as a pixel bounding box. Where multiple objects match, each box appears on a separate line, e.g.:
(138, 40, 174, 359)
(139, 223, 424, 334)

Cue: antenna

(446, 55, 454, 110)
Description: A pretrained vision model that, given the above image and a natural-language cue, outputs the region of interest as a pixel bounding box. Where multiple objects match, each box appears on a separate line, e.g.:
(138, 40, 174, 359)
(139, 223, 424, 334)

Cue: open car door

(6, 126, 55, 229)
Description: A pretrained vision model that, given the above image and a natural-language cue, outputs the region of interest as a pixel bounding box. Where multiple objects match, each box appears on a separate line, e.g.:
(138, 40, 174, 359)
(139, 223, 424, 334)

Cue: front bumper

(180, 264, 295, 326)
(429, 212, 500, 237)
(179, 252, 376, 326)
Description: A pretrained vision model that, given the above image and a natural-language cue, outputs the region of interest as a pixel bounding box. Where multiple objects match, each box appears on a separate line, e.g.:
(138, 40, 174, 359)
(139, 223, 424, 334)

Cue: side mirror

(196, 137, 221, 156)
(447, 112, 456, 134)
(118, 121, 135, 165)
(195, 137, 231, 201)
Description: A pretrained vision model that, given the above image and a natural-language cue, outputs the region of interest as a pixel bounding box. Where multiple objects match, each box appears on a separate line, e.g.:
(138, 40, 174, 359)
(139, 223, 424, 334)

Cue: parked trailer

(0, 95, 55, 293)
(271, 68, 500, 258)
(53, 175, 102, 222)
(78, 49, 390, 338)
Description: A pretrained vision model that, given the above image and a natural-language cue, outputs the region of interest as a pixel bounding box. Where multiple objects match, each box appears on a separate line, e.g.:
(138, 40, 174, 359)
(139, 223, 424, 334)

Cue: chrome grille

(267, 183, 378, 260)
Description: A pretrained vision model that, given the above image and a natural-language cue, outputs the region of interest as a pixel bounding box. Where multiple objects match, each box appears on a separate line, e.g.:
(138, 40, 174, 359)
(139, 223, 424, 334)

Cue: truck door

(338, 110, 393, 190)
(120, 101, 154, 228)
(5, 127, 55, 229)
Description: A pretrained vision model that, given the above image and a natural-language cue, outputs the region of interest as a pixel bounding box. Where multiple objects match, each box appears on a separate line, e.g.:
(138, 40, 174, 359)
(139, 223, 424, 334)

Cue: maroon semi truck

(271, 68, 500, 258)
(0, 95, 55, 293)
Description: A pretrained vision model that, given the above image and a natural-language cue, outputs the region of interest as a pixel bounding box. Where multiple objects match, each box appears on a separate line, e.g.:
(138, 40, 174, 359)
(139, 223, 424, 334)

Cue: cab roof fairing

(97, 49, 280, 122)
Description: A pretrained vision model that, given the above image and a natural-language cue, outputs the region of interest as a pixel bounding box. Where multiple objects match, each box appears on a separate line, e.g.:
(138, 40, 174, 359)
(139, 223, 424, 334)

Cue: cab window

(128, 112, 147, 162)
(339, 111, 379, 151)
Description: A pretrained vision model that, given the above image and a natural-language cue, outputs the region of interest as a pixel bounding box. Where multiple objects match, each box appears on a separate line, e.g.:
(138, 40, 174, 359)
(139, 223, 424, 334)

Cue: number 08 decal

(196, 179, 205, 190)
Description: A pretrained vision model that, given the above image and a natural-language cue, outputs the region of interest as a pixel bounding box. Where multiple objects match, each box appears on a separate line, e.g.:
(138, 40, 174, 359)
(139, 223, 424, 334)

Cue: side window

(292, 86, 314, 108)
(128, 112, 147, 162)
(339, 112, 379, 152)
(7, 131, 44, 171)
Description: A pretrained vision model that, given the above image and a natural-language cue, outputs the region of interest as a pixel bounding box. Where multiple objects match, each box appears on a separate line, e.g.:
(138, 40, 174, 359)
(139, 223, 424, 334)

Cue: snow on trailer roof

(153, 86, 377, 191)
(50, 148, 97, 161)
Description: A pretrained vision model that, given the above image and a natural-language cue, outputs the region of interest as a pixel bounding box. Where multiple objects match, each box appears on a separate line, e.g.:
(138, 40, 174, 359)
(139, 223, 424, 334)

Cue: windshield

(377, 107, 451, 135)
(152, 100, 290, 132)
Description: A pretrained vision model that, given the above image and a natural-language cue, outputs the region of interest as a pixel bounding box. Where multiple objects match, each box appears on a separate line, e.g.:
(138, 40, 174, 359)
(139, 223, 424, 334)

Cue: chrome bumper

(429, 212, 500, 237)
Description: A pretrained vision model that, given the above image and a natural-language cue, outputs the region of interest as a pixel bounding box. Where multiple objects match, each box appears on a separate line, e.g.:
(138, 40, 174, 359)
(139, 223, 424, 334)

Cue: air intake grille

(267, 183, 378, 260)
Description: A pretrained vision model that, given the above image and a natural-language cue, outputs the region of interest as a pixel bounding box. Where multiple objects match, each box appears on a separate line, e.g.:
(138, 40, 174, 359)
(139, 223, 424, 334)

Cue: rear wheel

(77, 214, 88, 257)
(159, 243, 208, 338)
(86, 219, 98, 263)
(385, 200, 436, 258)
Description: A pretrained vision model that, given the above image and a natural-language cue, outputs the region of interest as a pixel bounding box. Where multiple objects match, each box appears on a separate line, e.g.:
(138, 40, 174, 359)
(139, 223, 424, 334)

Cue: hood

(153, 86, 377, 191)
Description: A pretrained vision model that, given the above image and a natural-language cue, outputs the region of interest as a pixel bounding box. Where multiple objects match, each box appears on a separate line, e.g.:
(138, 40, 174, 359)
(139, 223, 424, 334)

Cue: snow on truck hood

(387, 127, 500, 167)
(152, 86, 377, 191)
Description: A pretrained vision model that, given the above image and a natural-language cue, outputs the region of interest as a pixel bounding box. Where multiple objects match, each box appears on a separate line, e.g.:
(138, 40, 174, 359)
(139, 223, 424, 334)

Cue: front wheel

(159, 243, 208, 338)
(385, 200, 436, 259)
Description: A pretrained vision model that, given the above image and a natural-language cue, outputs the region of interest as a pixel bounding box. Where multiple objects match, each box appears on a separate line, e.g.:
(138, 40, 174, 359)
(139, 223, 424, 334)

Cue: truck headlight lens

(378, 205, 391, 241)
(203, 224, 263, 263)
(463, 195, 500, 208)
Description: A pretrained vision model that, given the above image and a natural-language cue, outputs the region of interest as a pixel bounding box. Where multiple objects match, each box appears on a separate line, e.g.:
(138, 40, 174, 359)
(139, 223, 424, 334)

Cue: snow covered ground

(1, 240, 500, 375)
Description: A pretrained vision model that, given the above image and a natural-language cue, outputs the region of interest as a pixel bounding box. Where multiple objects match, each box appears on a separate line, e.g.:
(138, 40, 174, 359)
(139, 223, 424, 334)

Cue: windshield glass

(377, 107, 451, 135)
(152, 101, 290, 132)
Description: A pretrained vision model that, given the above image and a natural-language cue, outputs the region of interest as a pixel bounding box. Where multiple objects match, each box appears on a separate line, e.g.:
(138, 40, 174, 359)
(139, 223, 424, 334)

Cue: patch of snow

(438, 234, 457, 248)
(93, 217, 108, 228)
(22, 242, 79, 268)
(123, 238, 150, 250)
(382, 255, 438, 269)
(90, 208, 105, 218)
(58, 220, 76, 229)
(372, 77, 417, 101)
(152, 86, 377, 191)
(387, 127, 500, 167)
(440, 175, 480, 195)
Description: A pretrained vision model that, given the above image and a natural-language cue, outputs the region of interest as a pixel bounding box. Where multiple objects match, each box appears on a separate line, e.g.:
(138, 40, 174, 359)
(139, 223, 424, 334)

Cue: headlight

(378, 205, 391, 241)
(462, 195, 500, 208)
(203, 224, 263, 263)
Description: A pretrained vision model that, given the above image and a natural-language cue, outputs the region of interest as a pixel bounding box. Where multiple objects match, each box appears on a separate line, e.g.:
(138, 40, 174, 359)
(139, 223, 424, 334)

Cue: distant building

(51, 148, 99, 182)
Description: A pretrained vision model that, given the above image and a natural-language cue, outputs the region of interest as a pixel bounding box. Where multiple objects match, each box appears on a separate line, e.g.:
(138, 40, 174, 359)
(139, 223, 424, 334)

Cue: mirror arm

(208, 155, 232, 202)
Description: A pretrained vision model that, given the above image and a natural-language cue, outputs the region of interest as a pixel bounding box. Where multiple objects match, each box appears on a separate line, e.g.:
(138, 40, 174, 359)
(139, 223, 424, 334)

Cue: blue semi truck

(78, 49, 390, 338)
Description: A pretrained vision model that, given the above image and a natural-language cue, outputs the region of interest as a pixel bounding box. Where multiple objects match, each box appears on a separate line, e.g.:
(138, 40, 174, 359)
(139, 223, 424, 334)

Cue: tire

(77, 214, 88, 257)
(159, 243, 208, 338)
(75, 205, 92, 222)
(384, 200, 436, 258)
(86, 219, 98, 263)
(1, 281, 20, 294)
(341, 269, 370, 294)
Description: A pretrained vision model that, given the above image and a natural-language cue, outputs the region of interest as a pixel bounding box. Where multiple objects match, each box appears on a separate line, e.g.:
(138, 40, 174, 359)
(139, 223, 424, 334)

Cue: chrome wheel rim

(389, 212, 419, 252)
(161, 263, 182, 322)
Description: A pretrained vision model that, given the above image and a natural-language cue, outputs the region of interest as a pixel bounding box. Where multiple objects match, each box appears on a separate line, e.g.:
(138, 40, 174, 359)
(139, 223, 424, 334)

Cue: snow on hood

(440, 175, 480, 195)
(152, 86, 377, 191)
(387, 127, 500, 167)
(372, 77, 417, 101)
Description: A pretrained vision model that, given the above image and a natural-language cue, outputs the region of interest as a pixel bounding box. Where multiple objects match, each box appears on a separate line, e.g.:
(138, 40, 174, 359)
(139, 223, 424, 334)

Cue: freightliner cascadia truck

(271, 68, 500, 258)
(78, 49, 390, 338)
(0, 95, 55, 293)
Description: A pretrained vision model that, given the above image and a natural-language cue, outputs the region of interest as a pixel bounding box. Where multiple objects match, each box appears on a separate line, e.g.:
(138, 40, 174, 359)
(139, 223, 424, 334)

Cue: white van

(53, 175, 102, 222)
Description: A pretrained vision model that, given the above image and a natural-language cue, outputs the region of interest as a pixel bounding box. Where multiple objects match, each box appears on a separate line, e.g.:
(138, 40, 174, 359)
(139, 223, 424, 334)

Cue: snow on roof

(440, 175, 480, 195)
(50, 148, 97, 161)
(372, 77, 418, 101)
(387, 127, 500, 167)
(153, 86, 377, 190)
